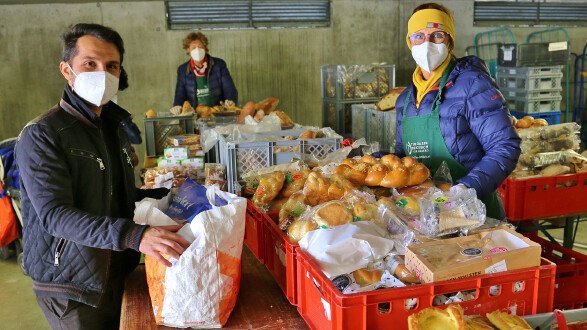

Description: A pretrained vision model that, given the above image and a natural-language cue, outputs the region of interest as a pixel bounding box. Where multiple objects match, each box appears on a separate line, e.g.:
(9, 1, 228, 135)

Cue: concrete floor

(1, 220, 585, 329)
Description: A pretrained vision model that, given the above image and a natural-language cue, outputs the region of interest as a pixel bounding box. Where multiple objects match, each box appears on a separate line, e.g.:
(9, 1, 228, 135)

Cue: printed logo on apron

(197, 87, 210, 97)
(406, 141, 430, 159)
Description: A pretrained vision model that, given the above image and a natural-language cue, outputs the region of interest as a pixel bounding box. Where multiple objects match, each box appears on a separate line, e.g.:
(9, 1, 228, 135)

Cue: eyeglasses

(409, 31, 448, 45)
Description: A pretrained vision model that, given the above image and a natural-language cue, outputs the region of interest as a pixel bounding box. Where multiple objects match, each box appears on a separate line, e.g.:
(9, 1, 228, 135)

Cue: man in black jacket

(15, 23, 190, 329)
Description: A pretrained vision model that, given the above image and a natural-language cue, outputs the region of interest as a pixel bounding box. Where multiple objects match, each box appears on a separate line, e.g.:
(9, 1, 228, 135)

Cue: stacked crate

(321, 64, 395, 139)
(351, 104, 397, 153)
(496, 65, 563, 124)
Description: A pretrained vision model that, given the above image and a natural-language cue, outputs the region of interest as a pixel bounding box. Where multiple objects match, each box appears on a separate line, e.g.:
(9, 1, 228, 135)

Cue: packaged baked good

(205, 179, 227, 191)
(417, 186, 485, 237)
(313, 201, 353, 228)
(205, 163, 226, 181)
(252, 171, 286, 207)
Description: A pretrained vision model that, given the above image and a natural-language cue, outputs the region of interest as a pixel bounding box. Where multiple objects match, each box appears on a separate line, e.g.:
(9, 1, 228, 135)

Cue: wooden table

(120, 247, 309, 329)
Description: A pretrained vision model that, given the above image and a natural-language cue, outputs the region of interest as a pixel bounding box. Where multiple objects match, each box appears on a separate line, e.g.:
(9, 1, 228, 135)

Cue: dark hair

(61, 23, 129, 90)
(412, 3, 455, 52)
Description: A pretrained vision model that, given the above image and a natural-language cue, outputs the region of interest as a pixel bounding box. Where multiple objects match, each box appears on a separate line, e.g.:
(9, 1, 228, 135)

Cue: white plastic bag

(136, 186, 247, 328)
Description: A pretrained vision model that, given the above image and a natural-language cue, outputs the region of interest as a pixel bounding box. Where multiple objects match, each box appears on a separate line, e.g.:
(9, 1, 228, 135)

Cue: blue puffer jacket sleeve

(456, 74, 521, 199)
(216, 59, 238, 104)
(173, 63, 189, 107)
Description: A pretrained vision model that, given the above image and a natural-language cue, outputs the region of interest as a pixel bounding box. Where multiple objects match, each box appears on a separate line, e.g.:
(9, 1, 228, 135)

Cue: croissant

(334, 156, 430, 188)
(408, 305, 466, 330)
(252, 171, 285, 207)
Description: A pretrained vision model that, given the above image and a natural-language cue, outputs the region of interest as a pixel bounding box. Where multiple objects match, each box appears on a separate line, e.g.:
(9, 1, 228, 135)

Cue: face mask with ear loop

(190, 47, 206, 62)
(67, 62, 119, 107)
(411, 42, 449, 73)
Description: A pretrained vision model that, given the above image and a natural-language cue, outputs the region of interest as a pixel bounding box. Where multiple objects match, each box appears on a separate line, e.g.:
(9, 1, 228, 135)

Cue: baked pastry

(258, 97, 280, 113)
(253, 109, 265, 122)
(252, 171, 286, 207)
(268, 197, 288, 213)
(237, 101, 256, 122)
(298, 130, 325, 140)
(303, 172, 330, 206)
(515, 116, 534, 129)
(196, 104, 213, 118)
(352, 269, 383, 286)
(464, 315, 496, 330)
(287, 219, 318, 243)
(352, 203, 379, 222)
(530, 118, 548, 127)
(313, 202, 353, 228)
(334, 156, 430, 188)
(146, 109, 157, 118)
(408, 305, 466, 330)
(486, 310, 531, 330)
(396, 179, 435, 197)
(375, 87, 405, 111)
(182, 101, 194, 114)
(279, 191, 306, 222)
(394, 195, 420, 217)
(272, 110, 293, 126)
(280, 169, 312, 198)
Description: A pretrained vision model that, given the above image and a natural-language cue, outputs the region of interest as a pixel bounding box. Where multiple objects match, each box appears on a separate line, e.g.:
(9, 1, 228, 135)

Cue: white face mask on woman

(67, 63, 119, 107)
(411, 42, 449, 73)
(190, 47, 206, 62)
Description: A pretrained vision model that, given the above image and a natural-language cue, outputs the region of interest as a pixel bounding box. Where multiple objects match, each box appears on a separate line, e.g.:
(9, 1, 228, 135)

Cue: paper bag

(139, 185, 246, 328)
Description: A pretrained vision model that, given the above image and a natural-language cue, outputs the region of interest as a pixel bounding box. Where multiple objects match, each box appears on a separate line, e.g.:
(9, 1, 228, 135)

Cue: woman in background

(394, 3, 520, 219)
(173, 32, 238, 108)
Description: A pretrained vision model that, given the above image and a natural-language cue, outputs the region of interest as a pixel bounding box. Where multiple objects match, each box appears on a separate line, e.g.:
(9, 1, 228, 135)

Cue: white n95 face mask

(67, 63, 119, 107)
(190, 47, 206, 62)
(411, 42, 449, 73)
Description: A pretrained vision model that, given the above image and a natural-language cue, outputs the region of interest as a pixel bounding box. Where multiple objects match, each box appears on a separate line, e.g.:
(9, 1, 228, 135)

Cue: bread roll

(359, 155, 379, 165)
(364, 163, 390, 186)
(394, 195, 420, 217)
(268, 197, 288, 213)
(279, 191, 306, 221)
(486, 310, 532, 329)
(346, 162, 372, 186)
(380, 154, 402, 168)
(341, 158, 358, 167)
(146, 109, 157, 118)
(380, 165, 410, 188)
(515, 116, 534, 129)
(314, 202, 353, 228)
(352, 269, 383, 286)
(408, 305, 466, 330)
(196, 104, 212, 118)
(352, 203, 379, 222)
(252, 171, 286, 207)
(406, 163, 431, 186)
(437, 183, 452, 192)
(237, 101, 256, 122)
(303, 172, 330, 206)
(396, 179, 434, 196)
(280, 169, 312, 198)
(531, 118, 548, 127)
(287, 220, 318, 243)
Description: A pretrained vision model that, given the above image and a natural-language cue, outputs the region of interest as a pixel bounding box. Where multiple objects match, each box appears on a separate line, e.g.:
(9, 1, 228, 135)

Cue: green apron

(195, 75, 212, 107)
(401, 58, 502, 219)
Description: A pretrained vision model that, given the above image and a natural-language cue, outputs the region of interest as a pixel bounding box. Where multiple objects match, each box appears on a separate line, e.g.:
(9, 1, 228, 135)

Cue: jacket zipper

(98, 129, 113, 202)
(54, 238, 67, 266)
(70, 149, 106, 171)
(122, 147, 132, 166)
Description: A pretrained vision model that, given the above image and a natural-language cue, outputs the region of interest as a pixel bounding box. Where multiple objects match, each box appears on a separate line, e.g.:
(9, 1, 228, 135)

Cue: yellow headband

(406, 8, 455, 49)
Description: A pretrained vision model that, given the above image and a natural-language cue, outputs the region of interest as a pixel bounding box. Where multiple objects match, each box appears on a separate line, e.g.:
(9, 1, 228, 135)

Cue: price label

(433, 197, 448, 204)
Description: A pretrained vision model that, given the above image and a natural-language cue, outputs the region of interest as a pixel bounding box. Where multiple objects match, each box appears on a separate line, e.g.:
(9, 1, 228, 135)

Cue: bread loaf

(375, 87, 405, 111)
(334, 156, 430, 188)
(237, 101, 256, 122)
(352, 269, 383, 286)
(272, 110, 293, 126)
(486, 310, 532, 330)
(298, 130, 324, 140)
(258, 97, 280, 113)
(279, 191, 306, 221)
(287, 220, 318, 243)
(252, 171, 285, 207)
(313, 201, 353, 228)
(280, 169, 312, 198)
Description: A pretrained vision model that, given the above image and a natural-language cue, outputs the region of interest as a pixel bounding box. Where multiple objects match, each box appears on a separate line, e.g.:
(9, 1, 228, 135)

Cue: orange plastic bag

(141, 187, 246, 328)
(0, 181, 18, 247)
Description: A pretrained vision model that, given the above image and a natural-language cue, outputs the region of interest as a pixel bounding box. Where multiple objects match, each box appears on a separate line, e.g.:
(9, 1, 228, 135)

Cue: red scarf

(190, 56, 209, 77)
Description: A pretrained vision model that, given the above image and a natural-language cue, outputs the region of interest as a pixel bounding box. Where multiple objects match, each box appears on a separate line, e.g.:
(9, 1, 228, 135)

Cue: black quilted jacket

(15, 88, 152, 307)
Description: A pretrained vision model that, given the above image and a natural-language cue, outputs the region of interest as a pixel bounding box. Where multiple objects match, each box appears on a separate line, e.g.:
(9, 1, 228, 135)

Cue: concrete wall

(1, 0, 586, 166)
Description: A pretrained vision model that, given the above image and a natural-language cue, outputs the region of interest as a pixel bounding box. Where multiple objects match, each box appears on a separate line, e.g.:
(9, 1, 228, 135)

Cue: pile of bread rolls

(512, 115, 548, 132)
(334, 155, 430, 188)
(237, 97, 293, 126)
(408, 305, 532, 330)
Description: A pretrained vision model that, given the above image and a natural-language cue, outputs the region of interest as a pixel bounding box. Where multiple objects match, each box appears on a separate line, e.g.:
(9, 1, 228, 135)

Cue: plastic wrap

(517, 122, 580, 140)
(417, 185, 486, 238)
(335, 64, 391, 98)
(241, 160, 308, 184)
(317, 137, 367, 169)
(330, 268, 405, 294)
(517, 151, 568, 169)
(520, 135, 580, 154)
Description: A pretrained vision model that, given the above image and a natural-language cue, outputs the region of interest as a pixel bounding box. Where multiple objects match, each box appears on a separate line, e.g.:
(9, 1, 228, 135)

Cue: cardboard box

(405, 226, 541, 283)
(167, 134, 200, 146)
(163, 147, 189, 161)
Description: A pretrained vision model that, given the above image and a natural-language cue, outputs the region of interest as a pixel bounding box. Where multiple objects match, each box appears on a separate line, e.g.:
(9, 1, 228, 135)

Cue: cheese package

(164, 147, 189, 161)
(405, 226, 541, 283)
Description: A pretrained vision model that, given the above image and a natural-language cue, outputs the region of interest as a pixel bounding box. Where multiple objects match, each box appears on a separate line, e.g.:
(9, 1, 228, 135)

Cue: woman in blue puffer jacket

(395, 3, 520, 219)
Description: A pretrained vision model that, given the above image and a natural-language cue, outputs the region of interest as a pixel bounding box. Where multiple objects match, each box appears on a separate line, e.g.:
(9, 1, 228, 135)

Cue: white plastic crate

(217, 130, 342, 194)
(508, 97, 562, 114)
(496, 65, 563, 77)
(500, 88, 562, 100)
(496, 65, 563, 92)
(321, 64, 395, 100)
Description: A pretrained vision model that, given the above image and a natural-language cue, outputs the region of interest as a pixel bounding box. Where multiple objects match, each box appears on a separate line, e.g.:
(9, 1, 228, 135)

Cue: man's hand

(139, 225, 191, 267)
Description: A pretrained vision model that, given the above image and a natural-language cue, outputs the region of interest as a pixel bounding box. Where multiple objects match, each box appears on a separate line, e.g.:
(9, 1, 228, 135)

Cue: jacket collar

(184, 55, 215, 75)
(61, 85, 130, 129)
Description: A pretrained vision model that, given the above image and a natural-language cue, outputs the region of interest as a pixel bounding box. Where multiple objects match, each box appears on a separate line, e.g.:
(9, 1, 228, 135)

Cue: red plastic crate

(497, 172, 587, 221)
(525, 233, 587, 310)
(263, 211, 299, 305)
(296, 248, 555, 330)
(244, 199, 265, 263)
